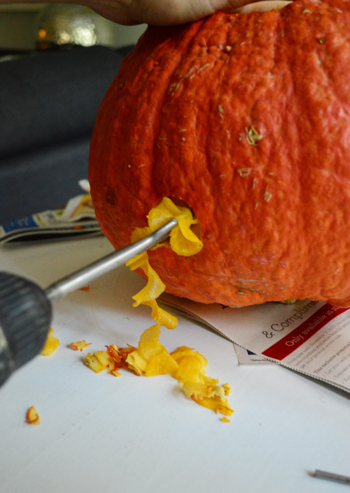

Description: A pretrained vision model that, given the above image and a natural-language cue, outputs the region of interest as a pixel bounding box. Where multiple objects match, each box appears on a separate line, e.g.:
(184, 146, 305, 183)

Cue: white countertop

(0, 236, 349, 493)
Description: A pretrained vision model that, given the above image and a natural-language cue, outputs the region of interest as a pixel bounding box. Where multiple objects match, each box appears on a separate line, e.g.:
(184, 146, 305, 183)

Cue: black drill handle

(0, 272, 52, 387)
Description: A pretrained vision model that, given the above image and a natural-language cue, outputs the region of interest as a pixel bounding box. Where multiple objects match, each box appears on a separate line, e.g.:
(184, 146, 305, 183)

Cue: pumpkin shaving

(85, 324, 233, 418)
(40, 328, 59, 356)
(71, 340, 92, 351)
(26, 406, 40, 425)
(126, 197, 203, 330)
(85, 198, 232, 419)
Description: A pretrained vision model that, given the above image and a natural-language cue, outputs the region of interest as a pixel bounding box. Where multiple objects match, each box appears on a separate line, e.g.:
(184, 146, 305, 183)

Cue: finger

(233, 0, 292, 14)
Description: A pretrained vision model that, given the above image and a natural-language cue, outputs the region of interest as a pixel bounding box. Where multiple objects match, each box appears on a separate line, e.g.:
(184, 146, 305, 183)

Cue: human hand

(83, 0, 289, 26)
(1, 0, 291, 25)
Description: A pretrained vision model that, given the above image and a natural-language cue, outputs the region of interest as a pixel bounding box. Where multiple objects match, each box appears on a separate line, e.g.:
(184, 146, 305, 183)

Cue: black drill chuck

(0, 272, 52, 387)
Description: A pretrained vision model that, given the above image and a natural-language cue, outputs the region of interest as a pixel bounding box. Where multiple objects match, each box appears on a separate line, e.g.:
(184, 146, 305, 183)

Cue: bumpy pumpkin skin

(89, 0, 350, 308)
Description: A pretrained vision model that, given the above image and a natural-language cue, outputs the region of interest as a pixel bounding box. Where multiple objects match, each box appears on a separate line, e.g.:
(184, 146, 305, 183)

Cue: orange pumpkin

(89, 0, 350, 308)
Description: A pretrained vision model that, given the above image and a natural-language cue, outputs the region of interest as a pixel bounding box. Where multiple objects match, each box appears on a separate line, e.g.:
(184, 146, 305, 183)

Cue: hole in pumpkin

(166, 196, 202, 241)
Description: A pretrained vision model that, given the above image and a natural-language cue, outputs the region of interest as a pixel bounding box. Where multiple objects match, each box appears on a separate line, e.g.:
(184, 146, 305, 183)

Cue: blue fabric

(0, 45, 134, 224)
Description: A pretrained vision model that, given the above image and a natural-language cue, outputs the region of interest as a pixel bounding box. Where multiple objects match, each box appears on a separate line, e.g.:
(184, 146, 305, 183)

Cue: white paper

(0, 193, 100, 244)
(233, 344, 272, 365)
(160, 295, 350, 392)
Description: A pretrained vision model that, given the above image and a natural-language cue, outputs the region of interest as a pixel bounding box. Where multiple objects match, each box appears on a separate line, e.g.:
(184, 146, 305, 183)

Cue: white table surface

(0, 236, 349, 493)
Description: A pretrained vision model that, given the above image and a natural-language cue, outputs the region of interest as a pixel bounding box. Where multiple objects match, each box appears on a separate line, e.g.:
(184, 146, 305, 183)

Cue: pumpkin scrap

(26, 406, 40, 425)
(172, 348, 233, 416)
(79, 285, 90, 291)
(90, 0, 350, 308)
(86, 350, 118, 374)
(131, 197, 203, 257)
(86, 344, 135, 377)
(84, 325, 233, 417)
(70, 340, 91, 351)
(126, 325, 179, 377)
(126, 197, 202, 328)
(40, 328, 59, 356)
